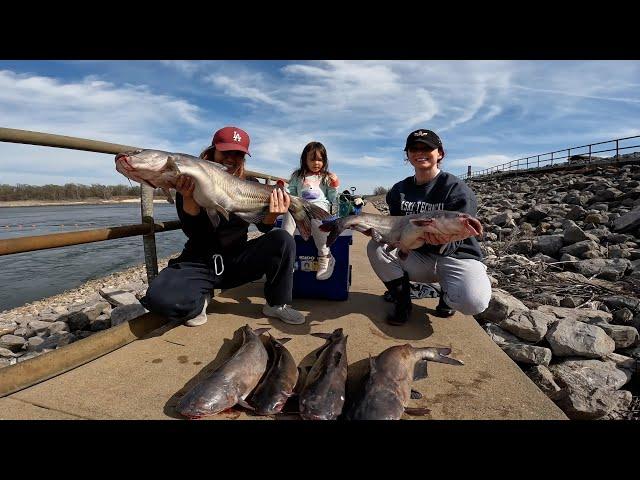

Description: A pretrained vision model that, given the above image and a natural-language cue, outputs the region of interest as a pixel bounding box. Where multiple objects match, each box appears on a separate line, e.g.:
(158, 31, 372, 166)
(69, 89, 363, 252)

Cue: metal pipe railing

(463, 134, 640, 180)
(0, 220, 181, 256)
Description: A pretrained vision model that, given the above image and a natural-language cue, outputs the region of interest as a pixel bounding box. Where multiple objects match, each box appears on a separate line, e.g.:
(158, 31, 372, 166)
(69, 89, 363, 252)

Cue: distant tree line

(0, 183, 143, 201)
(373, 186, 388, 196)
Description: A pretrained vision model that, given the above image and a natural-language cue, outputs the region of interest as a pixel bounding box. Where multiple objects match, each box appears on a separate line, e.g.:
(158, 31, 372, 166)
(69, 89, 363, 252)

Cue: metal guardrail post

(140, 185, 158, 283)
(616, 140, 619, 160)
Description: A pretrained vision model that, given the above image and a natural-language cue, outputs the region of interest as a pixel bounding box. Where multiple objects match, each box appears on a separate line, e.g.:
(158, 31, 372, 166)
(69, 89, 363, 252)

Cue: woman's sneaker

(262, 304, 306, 325)
(316, 254, 335, 280)
(434, 296, 455, 318)
(185, 294, 210, 327)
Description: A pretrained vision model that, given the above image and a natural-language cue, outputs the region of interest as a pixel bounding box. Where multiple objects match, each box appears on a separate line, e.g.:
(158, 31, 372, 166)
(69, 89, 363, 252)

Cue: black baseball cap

(404, 129, 443, 151)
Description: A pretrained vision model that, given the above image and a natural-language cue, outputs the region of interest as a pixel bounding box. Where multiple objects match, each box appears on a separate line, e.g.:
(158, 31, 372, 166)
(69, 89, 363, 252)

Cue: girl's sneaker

(316, 254, 335, 280)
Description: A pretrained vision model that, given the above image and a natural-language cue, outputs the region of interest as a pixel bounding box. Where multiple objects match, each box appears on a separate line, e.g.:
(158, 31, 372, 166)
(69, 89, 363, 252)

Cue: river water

(0, 203, 188, 311)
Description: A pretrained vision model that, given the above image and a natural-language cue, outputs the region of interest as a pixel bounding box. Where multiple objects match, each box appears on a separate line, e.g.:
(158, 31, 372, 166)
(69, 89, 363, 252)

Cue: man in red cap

(141, 126, 306, 326)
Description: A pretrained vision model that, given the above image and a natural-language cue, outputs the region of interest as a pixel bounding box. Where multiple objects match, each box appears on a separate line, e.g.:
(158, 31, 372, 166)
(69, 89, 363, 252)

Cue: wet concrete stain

(426, 370, 496, 416)
(193, 361, 202, 365)
(152, 359, 163, 364)
(177, 355, 189, 364)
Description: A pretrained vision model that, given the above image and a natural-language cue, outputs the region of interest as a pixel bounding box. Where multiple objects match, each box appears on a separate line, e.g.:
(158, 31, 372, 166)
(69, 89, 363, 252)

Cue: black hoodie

(173, 176, 274, 263)
(386, 171, 483, 260)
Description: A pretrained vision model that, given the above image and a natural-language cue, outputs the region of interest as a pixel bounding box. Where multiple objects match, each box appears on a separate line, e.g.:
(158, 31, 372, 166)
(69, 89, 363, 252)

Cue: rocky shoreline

(372, 163, 640, 420)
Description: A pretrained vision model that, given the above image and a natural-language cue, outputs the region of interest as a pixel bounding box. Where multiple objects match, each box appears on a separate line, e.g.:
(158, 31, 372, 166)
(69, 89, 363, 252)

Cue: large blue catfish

(115, 149, 330, 240)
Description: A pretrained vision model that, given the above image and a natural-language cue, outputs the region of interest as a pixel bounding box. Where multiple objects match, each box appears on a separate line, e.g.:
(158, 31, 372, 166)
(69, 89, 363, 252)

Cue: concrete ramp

(0, 204, 567, 420)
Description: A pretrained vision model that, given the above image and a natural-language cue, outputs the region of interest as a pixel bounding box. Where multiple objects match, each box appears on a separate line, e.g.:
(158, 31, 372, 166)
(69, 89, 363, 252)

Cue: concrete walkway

(0, 204, 567, 420)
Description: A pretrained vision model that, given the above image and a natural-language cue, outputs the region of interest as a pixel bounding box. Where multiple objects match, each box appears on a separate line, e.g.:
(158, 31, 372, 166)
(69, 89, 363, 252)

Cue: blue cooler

(291, 230, 353, 301)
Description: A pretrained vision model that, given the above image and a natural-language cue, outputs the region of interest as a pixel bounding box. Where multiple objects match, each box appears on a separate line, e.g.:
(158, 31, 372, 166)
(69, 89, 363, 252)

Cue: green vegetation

(0, 183, 142, 201)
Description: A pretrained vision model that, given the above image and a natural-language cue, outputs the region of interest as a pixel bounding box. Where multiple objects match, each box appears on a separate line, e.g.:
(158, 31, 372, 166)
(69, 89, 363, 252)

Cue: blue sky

(1, 60, 639, 194)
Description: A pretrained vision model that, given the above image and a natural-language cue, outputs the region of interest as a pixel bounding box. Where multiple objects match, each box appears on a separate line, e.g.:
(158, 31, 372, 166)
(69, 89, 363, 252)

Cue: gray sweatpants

(282, 212, 331, 257)
(367, 239, 492, 315)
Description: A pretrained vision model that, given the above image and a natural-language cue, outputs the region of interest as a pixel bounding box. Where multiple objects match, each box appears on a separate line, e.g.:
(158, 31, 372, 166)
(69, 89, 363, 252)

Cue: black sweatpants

(140, 229, 295, 321)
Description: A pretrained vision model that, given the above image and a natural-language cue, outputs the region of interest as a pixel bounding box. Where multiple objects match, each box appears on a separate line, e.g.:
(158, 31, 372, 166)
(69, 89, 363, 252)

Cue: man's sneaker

(185, 294, 210, 327)
(316, 254, 335, 281)
(262, 303, 306, 325)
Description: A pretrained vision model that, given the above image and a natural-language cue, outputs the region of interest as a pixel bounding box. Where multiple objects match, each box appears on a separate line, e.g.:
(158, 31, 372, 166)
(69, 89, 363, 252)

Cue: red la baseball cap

(200, 126, 251, 158)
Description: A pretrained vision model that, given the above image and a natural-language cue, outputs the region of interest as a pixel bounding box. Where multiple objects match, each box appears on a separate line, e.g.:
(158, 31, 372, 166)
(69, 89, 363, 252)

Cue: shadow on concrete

(216, 281, 435, 340)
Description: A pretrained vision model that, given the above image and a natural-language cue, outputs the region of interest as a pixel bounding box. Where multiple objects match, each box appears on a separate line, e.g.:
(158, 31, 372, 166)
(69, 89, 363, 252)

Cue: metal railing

(462, 134, 640, 180)
(0, 127, 283, 283)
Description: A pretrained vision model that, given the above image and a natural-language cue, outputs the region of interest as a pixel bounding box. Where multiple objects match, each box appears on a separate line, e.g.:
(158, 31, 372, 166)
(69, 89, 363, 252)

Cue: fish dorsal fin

(252, 327, 270, 336)
(413, 359, 428, 381)
(164, 155, 180, 172)
(209, 162, 230, 172)
(310, 332, 333, 340)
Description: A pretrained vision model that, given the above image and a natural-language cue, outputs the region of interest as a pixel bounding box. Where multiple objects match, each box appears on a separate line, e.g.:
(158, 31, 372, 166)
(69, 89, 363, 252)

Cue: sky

(1, 60, 639, 195)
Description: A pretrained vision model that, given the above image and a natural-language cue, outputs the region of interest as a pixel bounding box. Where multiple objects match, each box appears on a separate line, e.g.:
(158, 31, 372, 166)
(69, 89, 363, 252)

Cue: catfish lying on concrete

(298, 328, 348, 420)
(249, 334, 299, 416)
(319, 211, 483, 259)
(115, 149, 330, 240)
(347, 344, 464, 420)
(176, 325, 269, 419)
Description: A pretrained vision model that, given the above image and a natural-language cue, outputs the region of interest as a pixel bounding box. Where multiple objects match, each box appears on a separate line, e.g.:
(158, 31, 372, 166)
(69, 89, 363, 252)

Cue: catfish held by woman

(114, 149, 330, 241)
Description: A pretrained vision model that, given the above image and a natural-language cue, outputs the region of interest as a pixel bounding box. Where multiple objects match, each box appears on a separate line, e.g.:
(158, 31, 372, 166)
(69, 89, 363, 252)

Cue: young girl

(368, 128, 492, 325)
(282, 141, 340, 280)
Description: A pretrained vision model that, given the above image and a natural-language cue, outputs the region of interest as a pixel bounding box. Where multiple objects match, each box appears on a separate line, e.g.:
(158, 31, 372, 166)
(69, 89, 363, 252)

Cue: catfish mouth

(115, 151, 169, 189)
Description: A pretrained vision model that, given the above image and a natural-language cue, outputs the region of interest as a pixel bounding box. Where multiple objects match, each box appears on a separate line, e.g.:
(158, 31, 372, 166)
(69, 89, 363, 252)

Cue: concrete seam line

(10, 397, 92, 420)
(0, 312, 172, 398)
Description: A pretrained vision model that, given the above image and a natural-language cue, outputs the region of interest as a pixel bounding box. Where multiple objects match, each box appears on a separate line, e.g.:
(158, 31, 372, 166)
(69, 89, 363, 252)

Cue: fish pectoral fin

(214, 204, 231, 221)
(205, 209, 221, 228)
(369, 228, 384, 243)
(162, 188, 175, 204)
(410, 389, 423, 400)
(413, 359, 429, 381)
(404, 407, 431, 416)
(236, 398, 255, 411)
(233, 208, 269, 224)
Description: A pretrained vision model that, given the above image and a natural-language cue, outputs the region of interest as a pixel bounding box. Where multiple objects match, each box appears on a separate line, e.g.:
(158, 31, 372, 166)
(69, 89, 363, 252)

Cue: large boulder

(545, 320, 615, 358)
(573, 258, 631, 281)
(612, 207, 640, 233)
(496, 309, 551, 342)
(501, 343, 552, 366)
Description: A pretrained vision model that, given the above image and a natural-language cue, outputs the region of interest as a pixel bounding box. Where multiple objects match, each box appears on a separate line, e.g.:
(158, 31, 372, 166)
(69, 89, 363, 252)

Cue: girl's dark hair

(200, 146, 246, 178)
(293, 141, 329, 182)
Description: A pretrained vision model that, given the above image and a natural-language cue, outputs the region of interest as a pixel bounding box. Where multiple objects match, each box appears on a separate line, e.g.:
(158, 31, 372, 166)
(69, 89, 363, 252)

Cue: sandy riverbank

(0, 198, 171, 208)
